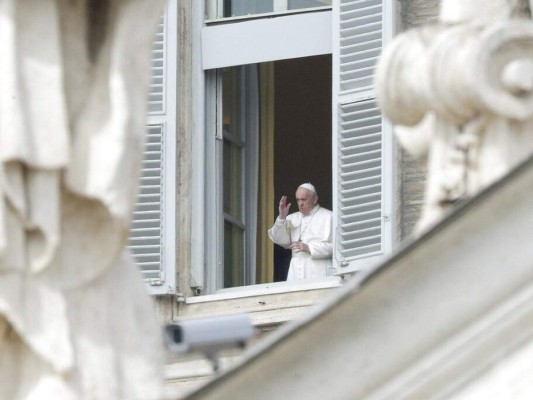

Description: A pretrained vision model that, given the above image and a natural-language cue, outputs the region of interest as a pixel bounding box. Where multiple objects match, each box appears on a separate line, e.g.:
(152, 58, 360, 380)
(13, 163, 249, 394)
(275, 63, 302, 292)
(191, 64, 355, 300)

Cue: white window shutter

(128, 4, 177, 294)
(339, 0, 384, 95)
(130, 124, 165, 283)
(148, 17, 166, 115)
(332, 0, 393, 274)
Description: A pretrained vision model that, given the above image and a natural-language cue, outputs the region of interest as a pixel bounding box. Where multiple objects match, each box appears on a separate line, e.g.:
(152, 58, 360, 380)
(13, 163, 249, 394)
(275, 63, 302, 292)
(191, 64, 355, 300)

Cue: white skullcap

(298, 183, 317, 194)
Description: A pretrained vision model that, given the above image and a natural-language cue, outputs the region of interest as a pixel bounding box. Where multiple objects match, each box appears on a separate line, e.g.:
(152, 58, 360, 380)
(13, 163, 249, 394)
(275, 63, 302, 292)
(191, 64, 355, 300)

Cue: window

(197, 6, 335, 294)
(128, 0, 177, 295)
(197, 0, 394, 294)
(136, 0, 395, 296)
(206, 0, 332, 20)
(204, 56, 333, 293)
(205, 65, 260, 290)
(220, 66, 259, 288)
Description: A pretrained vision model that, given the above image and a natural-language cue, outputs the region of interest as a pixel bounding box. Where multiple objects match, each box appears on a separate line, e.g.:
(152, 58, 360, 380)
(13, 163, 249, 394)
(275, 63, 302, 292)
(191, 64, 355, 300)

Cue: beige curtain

(256, 63, 275, 283)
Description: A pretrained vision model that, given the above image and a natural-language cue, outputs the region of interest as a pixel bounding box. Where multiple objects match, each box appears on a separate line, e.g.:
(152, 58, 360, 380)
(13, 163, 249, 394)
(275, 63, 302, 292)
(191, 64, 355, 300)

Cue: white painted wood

(332, 0, 394, 275)
(190, 0, 208, 291)
(191, 276, 342, 302)
(201, 11, 332, 69)
(148, 17, 166, 114)
(132, 0, 177, 295)
(160, 0, 178, 294)
(130, 123, 164, 282)
(182, 157, 533, 400)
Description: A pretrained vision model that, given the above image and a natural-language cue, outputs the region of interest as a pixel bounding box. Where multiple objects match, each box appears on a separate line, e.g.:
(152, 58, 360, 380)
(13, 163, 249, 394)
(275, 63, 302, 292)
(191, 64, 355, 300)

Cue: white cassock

(268, 205, 333, 281)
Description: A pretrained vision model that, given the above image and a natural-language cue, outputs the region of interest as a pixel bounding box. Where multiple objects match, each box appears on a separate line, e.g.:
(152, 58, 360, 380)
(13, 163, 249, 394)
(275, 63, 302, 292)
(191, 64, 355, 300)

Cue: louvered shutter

(129, 16, 167, 286)
(130, 124, 164, 282)
(332, 0, 393, 274)
(148, 17, 166, 114)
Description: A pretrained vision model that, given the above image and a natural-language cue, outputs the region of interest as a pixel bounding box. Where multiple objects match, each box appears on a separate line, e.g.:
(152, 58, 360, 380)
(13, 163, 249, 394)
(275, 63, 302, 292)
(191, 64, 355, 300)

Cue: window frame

(205, 0, 332, 21)
(196, 7, 334, 295)
(192, 1, 395, 296)
(202, 10, 332, 69)
(205, 66, 260, 293)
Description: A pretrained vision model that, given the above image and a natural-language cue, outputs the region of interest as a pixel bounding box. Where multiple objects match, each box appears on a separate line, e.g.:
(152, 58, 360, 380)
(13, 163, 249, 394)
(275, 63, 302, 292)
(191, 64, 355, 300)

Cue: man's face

(295, 188, 317, 216)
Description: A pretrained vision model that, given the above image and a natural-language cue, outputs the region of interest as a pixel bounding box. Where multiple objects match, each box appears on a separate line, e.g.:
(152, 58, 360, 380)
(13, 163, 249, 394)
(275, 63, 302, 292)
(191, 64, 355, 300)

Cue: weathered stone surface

(0, 1, 166, 398)
(379, 0, 533, 233)
(397, 0, 439, 239)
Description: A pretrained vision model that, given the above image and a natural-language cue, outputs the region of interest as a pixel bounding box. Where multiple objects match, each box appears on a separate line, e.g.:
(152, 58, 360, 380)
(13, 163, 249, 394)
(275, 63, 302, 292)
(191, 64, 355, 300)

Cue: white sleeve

(308, 241, 333, 259)
(268, 217, 292, 249)
(307, 211, 333, 259)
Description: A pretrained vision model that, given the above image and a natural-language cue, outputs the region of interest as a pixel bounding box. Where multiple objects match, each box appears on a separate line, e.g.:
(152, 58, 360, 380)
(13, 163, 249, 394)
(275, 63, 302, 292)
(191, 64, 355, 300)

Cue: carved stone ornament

(376, 0, 533, 233)
(0, 0, 165, 398)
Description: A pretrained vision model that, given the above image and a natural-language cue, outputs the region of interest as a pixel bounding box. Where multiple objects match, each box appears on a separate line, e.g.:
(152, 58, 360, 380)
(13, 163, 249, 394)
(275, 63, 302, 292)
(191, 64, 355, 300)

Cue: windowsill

(185, 276, 343, 304)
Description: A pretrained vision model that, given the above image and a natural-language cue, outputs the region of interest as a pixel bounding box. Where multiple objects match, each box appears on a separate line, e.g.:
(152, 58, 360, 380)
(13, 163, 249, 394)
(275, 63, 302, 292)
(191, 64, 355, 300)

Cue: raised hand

(278, 195, 291, 219)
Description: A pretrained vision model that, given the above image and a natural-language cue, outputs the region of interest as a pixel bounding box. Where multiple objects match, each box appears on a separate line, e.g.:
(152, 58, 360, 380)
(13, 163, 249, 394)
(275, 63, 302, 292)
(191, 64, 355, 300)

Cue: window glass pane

(220, 65, 248, 290)
(288, 0, 331, 10)
(207, 0, 331, 19)
(224, 0, 273, 18)
(222, 68, 244, 220)
(224, 221, 244, 287)
(223, 139, 243, 219)
(222, 68, 242, 141)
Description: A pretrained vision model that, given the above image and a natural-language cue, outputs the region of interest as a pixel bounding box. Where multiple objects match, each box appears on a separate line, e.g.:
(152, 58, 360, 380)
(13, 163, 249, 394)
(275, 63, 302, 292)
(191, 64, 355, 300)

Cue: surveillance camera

(164, 313, 255, 371)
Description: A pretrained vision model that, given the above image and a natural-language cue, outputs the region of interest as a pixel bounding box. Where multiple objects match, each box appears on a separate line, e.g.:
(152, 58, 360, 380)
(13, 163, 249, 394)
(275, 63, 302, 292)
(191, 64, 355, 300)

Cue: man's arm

(268, 195, 292, 248)
(278, 195, 291, 219)
(308, 241, 333, 259)
(268, 218, 292, 248)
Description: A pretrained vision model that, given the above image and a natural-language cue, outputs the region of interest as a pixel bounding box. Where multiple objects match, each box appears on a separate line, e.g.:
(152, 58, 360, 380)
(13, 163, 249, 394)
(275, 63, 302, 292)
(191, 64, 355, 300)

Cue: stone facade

(400, 0, 440, 28)
(160, 1, 444, 397)
(397, 0, 440, 239)
(155, 0, 442, 318)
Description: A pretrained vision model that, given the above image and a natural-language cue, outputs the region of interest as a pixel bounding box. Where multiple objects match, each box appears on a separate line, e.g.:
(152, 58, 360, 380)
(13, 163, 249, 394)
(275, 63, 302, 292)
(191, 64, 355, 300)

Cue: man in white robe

(268, 183, 333, 281)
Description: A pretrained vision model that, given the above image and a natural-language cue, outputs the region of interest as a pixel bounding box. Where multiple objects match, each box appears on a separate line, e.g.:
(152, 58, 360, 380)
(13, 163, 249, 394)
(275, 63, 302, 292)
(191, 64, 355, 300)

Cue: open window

(205, 56, 333, 292)
(195, 0, 394, 295)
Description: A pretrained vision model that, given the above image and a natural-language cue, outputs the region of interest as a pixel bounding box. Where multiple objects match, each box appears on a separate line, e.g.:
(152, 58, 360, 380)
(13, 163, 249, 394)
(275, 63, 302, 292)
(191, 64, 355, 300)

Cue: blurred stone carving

(376, 0, 533, 232)
(0, 0, 165, 398)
